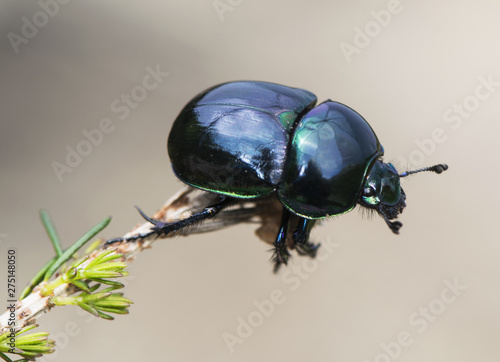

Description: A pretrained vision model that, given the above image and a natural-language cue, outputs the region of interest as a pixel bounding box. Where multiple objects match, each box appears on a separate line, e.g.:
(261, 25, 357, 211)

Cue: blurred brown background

(1, 0, 499, 361)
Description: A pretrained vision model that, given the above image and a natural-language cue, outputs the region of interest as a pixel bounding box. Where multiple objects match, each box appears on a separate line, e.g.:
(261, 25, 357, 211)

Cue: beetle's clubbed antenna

(399, 164, 448, 178)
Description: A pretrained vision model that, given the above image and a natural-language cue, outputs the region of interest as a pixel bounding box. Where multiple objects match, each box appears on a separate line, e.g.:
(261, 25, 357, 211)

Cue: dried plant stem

(0, 187, 267, 335)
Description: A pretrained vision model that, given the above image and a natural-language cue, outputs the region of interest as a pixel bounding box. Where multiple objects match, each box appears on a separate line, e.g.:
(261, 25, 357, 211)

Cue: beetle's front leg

(291, 217, 320, 257)
(272, 209, 292, 273)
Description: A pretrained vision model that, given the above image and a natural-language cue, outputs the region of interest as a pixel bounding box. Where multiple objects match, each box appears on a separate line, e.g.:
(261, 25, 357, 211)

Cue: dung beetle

(109, 81, 448, 271)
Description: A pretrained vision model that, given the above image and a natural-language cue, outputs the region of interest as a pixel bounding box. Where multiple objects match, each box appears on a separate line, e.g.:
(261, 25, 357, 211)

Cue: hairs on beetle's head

(358, 206, 376, 220)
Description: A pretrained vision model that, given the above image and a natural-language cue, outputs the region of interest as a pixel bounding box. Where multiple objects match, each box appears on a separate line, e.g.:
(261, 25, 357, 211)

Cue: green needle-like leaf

(95, 306, 130, 314)
(70, 255, 90, 270)
(84, 239, 102, 254)
(40, 209, 63, 257)
(83, 292, 112, 302)
(71, 280, 91, 293)
(88, 284, 101, 293)
(19, 256, 56, 300)
(89, 261, 128, 272)
(0, 325, 54, 360)
(16, 344, 52, 353)
(96, 311, 115, 320)
(14, 333, 50, 344)
(86, 249, 120, 269)
(87, 271, 128, 279)
(77, 302, 99, 317)
(15, 325, 38, 336)
(94, 299, 131, 308)
(53, 286, 132, 321)
(90, 278, 124, 288)
(44, 217, 111, 281)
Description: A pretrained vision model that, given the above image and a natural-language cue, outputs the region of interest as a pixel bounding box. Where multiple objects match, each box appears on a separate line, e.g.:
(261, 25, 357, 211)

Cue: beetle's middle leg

(291, 217, 320, 258)
(272, 209, 293, 272)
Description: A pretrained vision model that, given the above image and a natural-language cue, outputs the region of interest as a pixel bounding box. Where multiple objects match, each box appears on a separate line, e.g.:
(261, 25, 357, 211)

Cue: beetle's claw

(135, 206, 165, 227)
(295, 242, 320, 257)
(272, 247, 290, 273)
(273, 259, 286, 273)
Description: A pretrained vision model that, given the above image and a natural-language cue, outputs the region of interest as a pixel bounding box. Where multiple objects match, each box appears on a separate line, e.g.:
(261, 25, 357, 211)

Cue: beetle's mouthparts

(378, 188, 407, 234)
(382, 216, 402, 234)
(382, 188, 406, 219)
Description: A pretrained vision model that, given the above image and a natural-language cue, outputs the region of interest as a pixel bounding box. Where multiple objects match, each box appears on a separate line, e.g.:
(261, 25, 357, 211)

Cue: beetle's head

(358, 160, 448, 234)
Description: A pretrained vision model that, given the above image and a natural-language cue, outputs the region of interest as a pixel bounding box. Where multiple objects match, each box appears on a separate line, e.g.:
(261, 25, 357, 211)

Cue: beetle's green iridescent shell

(277, 101, 382, 218)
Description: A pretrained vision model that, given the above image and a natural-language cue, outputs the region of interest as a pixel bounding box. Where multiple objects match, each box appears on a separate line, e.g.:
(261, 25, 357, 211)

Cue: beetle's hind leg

(106, 195, 232, 246)
(291, 217, 320, 258)
(142, 195, 233, 237)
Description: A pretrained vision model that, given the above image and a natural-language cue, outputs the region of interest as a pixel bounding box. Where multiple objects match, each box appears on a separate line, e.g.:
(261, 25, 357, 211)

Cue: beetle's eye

(363, 187, 376, 197)
(362, 186, 379, 206)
